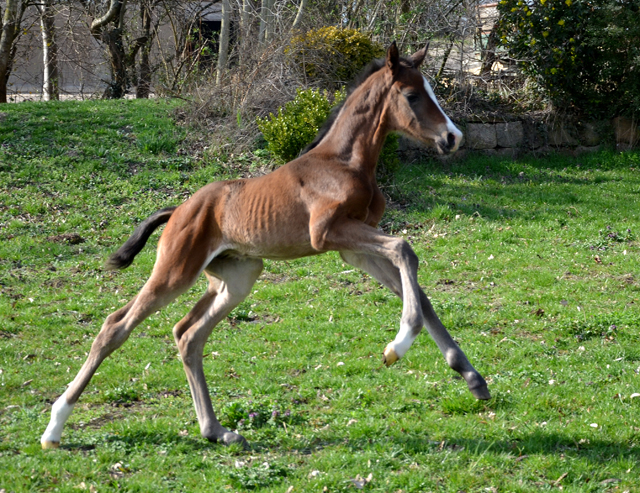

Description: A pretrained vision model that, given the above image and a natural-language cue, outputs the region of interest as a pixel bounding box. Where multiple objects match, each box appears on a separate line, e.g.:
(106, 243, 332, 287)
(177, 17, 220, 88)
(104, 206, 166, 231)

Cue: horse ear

(409, 41, 430, 68)
(386, 41, 400, 77)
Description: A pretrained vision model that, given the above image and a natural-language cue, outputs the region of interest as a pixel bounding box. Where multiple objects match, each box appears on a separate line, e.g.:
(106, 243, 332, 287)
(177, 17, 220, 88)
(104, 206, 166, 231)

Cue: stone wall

(399, 115, 639, 159)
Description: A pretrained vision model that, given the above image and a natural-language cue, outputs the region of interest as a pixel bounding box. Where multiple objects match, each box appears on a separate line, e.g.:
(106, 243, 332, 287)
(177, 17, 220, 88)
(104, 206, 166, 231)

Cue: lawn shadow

(384, 150, 640, 223)
(61, 428, 214, 454)
(400, 429, 640, 464)
(249, 429, 640, 466)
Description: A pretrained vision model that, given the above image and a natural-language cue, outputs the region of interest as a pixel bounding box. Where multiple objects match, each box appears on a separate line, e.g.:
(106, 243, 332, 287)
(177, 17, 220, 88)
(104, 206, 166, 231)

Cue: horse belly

(223, 202, 317, 260)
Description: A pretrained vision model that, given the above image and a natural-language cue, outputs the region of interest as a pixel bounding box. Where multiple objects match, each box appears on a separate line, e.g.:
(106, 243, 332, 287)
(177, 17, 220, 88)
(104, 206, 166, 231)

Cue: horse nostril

(447, 132, 456, 148)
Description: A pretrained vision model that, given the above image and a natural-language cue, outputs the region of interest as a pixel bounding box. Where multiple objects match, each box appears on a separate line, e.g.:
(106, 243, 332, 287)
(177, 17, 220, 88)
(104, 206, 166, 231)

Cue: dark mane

(299, 58, 387, 156)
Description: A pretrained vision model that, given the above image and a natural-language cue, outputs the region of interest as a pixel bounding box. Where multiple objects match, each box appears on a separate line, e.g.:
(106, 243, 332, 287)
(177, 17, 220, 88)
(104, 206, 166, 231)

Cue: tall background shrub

(286, 27, 385, 88)
(257, 88, 338, 163)
(496, 0, 640, 118)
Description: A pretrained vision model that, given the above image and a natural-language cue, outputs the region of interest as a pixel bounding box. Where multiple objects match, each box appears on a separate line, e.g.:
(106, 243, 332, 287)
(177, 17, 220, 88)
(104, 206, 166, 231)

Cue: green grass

(2, 99, 640, 492)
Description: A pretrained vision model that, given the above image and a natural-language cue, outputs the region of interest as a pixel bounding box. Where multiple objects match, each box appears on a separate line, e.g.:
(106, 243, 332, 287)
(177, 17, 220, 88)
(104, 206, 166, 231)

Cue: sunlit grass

(1, 100, 640, 491)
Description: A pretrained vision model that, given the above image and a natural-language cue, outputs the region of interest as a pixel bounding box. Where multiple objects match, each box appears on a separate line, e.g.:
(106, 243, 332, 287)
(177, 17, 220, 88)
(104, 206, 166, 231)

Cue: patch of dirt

(126, 161, 142, 175)
(260, 272, 298, 284)
(619, 274, 636, 286)
(86, 412, 123, 429)
(437, 278, 455, 286)
(45, 233, 85, 245)
(45, 279, 66, 288)
(157, 389, 183, 399)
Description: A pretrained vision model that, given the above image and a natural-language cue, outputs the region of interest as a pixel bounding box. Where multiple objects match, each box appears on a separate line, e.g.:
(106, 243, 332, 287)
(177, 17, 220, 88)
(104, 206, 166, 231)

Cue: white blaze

(422, 75, 463, 150)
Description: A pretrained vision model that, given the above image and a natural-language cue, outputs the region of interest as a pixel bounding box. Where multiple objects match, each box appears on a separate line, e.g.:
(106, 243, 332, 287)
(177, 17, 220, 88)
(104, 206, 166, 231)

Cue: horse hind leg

(173, 256, 263, 447)
(41, 292, 158, 448)
(41, 256, 203, 449)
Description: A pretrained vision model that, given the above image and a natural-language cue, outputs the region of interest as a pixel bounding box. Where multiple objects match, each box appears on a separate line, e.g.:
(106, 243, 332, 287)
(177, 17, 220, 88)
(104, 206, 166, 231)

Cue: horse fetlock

(41, 395, 75, 449)
(202, 426, 248, 448)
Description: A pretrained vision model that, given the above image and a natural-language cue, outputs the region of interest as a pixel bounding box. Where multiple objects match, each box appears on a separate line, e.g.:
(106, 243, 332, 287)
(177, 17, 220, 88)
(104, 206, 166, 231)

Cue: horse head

(385, 42, 463, 155)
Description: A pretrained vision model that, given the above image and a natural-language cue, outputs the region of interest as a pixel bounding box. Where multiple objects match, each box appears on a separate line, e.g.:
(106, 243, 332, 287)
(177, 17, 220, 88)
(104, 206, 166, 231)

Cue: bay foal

(41, 42, 490, 450)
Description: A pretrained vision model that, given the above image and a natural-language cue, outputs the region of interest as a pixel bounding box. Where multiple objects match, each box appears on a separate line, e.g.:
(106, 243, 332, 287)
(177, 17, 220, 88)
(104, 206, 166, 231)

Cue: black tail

(105, 206, 178, 270)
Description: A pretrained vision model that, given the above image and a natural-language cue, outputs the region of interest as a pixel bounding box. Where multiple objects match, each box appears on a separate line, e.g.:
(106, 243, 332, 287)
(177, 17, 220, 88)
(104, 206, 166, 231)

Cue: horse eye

(405, 93, 419, 105)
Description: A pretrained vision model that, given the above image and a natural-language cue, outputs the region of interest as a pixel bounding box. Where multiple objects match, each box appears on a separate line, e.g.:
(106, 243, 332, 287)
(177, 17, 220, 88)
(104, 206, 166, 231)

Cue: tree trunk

(216, 0, 230, 84)
(258, 0, 267, 43)
(136, 2, 152, 98)
(101, 28, 127, 98)
(239, 0, 252, 64)
(0, 0, 21, 104)
(480, 26, 498, 76)
(38, 0, 59, 101)
(259, 0, 275, 43)
(264, 0, 274, 41)
(90, 0, 128, 99)
(241, 0, 251, 36)
(436, 17, 462, 81)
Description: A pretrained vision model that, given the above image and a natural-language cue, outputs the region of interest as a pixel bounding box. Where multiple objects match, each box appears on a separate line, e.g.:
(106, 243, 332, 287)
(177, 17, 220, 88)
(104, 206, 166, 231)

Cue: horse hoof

(382, 346, 399, 366)
(469, 384, 491, 400)
(41, 441, 60, 450)
(222, 431, 249, 449)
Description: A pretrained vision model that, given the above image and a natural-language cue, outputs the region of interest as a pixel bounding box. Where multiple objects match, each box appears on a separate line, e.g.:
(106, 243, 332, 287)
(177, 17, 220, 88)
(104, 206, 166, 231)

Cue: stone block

(522, 121, 546, 149)
(613, 116, 640, 147)
(481, 147, 518, 159)
(578, 122, 601, 146)
(495, 121, 524, 148)
(549, 123, 578, 147)
(574, 145, 601, 155)
(397, 135, 423, 152)
(465, 123, 497, 149)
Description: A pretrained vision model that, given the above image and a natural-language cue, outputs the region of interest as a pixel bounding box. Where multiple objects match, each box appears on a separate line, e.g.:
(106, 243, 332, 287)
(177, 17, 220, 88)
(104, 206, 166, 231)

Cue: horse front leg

(340, 250, 490, 400)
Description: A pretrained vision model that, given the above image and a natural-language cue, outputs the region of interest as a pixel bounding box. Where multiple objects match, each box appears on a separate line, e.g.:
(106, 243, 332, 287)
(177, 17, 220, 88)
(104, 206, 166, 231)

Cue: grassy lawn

(1, 99, 640, 492)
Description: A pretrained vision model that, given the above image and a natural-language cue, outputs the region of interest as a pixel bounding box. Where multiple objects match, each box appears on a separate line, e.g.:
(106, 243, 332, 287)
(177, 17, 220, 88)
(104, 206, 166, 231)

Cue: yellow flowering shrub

(286, 27, 384, 86)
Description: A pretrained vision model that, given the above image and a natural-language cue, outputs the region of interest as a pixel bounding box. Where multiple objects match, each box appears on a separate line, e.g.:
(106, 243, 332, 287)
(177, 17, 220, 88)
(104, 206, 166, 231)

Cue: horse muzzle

(436, 130, 462, 155)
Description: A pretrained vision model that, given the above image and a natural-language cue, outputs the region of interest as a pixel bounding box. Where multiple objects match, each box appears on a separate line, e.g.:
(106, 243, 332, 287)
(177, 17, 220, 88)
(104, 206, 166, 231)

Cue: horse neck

(317, 71, 392, 175)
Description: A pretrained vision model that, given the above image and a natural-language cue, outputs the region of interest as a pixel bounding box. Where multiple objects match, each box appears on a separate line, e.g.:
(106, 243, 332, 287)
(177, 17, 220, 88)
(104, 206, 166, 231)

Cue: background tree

(83, 0, 155, 98)
(497, 0, 640, 117)
(36, 0, 58, 101)
(216, 0, 231, 84)
(0, 0, 28, 103)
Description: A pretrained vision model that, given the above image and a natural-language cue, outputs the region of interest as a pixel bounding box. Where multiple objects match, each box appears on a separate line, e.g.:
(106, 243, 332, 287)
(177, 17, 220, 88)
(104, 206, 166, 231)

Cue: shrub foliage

(496, 0, 640, 117)
(257, 88, 338, 163)
(286, 26, 384, 86)
(257, 87, 400, 175)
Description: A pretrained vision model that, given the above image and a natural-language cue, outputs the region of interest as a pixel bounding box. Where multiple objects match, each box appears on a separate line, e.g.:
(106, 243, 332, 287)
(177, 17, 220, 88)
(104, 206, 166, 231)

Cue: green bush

(377, 132, 400, 178)
(286, 26, 384, 86)
(496, 0, 640, 117)
(257, 88, 400, 173)
(256, 88, 339, 163)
